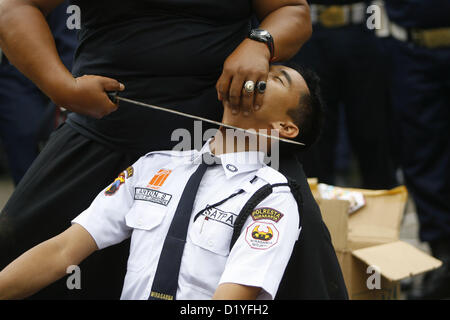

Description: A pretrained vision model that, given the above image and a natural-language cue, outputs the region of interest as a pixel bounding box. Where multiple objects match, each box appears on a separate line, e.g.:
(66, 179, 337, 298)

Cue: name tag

(202, 206, 237, 228)
(134, 187, 172, 206)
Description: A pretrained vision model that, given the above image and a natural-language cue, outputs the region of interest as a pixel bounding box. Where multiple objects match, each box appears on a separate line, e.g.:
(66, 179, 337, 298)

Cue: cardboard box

(308, 179, 443, 300)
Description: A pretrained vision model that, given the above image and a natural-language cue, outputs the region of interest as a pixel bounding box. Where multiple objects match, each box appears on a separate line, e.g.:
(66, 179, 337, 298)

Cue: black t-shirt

(67, 0, 252, 153)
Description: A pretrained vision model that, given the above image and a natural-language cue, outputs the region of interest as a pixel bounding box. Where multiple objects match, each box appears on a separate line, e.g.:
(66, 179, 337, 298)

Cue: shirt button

(208, 240, 214, 247)
(137, 219, 143, 226)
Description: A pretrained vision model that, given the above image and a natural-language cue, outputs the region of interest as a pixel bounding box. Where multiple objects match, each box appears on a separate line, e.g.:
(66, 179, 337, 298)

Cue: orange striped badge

(147, 169, 172, 190)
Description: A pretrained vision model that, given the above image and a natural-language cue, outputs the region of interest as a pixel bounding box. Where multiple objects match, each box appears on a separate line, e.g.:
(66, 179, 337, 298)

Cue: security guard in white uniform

(0, 64, 347, 300)
(73, 139, 301, 300)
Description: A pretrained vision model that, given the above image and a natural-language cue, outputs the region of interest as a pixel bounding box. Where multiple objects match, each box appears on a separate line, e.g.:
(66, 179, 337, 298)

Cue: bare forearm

(0, 0, 74, 104)
(0, 238, 71, 300)
(213, 283, 261, 300)
(256, 0, 312, 61)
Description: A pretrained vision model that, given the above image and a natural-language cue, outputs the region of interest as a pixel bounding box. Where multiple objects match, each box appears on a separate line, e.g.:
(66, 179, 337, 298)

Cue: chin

(222, 113, 269, 131)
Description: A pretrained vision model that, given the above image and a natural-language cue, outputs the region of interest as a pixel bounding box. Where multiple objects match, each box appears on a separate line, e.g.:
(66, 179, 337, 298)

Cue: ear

(270, 121, 299, 139)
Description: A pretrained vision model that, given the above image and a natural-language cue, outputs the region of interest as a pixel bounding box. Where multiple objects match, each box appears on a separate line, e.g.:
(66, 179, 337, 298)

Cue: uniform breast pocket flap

(189, 216, 234, 257)
(125, 201, 167, 231)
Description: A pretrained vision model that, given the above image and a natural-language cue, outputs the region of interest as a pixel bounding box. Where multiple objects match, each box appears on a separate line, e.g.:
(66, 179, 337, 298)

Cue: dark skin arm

(0, 0, 124, 118)
(216, 0, 311, 116)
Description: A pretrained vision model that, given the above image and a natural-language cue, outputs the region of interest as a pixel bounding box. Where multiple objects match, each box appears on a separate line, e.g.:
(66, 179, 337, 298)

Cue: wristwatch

(248, 29, 275, 61)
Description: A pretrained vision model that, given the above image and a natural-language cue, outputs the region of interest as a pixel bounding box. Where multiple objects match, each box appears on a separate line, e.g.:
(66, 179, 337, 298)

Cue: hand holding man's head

(222, 64, 324, 150)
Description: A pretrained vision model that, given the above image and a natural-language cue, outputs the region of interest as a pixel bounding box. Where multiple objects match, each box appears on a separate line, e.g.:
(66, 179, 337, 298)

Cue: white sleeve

(219, 190, 301, 300)
(71, 158, 143, 250)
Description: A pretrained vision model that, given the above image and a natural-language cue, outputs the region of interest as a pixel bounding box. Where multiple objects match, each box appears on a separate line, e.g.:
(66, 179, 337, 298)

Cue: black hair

(283, 62, 325, 152)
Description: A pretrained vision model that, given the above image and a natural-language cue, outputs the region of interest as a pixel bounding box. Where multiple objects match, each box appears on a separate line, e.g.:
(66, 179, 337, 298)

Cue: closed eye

(274, 76, 285, 86)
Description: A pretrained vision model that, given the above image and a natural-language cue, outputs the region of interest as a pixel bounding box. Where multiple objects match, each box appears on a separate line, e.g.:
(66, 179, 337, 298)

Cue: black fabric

(67, 0, 252, 152)
(307, 0, 370, 4)
(149, 158, 212, 300)
(276, 154, 348, 300)
(388, 39, 450, 243)
(385, 0, 450, 29)
(290, 24, 398, 190)
(0, 124, 140, 299)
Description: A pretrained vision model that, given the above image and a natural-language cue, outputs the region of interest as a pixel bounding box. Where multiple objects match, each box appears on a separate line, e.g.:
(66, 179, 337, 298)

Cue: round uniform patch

(245, 222, 279, 250)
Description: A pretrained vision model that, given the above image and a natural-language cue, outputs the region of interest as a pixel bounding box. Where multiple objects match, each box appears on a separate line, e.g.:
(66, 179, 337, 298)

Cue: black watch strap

(249, 29, 275, 61)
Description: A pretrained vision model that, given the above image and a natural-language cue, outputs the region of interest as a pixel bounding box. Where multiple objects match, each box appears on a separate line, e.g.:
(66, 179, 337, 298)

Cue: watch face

(258, 30, 270, 38)
(249, 29, 274, 59)
(251, 29, 270, 41)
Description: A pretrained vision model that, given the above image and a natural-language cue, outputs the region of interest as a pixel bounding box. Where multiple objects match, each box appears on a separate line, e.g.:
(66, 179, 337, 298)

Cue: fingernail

(254, 105, 260, 111)
(232, 109, 238, 115)
(119, 83, 125, 90)
(243, 111, 249, 116)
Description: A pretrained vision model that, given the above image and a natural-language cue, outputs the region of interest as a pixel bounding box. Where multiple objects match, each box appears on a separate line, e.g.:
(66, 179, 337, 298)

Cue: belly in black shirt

(67, 0, 252, 153)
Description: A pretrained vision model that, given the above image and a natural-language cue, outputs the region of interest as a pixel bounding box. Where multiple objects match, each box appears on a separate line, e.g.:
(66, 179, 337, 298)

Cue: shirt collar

(197, 139, 266, 179)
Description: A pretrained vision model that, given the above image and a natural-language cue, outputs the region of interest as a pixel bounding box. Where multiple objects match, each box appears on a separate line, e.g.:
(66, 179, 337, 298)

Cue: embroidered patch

(105, 172, 126, 196)
(245, 222, 279, 250)
(134, 187, 172, 206)
(251, 207, 284, 223)
(150, 291, 173, 300)
(200, 205, 237, 228)
(147, 169, 172, 190)
(125, 166, 134, 179)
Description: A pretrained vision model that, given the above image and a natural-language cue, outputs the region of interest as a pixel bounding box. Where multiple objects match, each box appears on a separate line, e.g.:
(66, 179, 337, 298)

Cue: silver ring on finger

(244, 80, 255, 94)
(256, 81, 267, 94)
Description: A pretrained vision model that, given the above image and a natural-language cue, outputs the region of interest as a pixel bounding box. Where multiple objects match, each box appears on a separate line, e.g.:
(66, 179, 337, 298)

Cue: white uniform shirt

(72, 141, 301, 300)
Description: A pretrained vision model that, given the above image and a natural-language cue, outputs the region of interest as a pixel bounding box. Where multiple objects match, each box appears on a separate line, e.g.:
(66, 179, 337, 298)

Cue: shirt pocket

(125, 201, 168, 231)
(125, 201, 168, 272)
(189, 215, 234, 257)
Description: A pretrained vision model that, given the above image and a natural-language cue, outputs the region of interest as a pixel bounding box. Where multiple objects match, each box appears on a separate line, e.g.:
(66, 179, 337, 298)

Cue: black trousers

(389, 39, 450, 243)
(0, 124, 139, 299)
(0, 124, 346, 299)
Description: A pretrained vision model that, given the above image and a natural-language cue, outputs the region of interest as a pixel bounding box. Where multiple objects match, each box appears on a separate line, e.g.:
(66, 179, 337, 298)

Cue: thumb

(99, 77, 125, 92)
